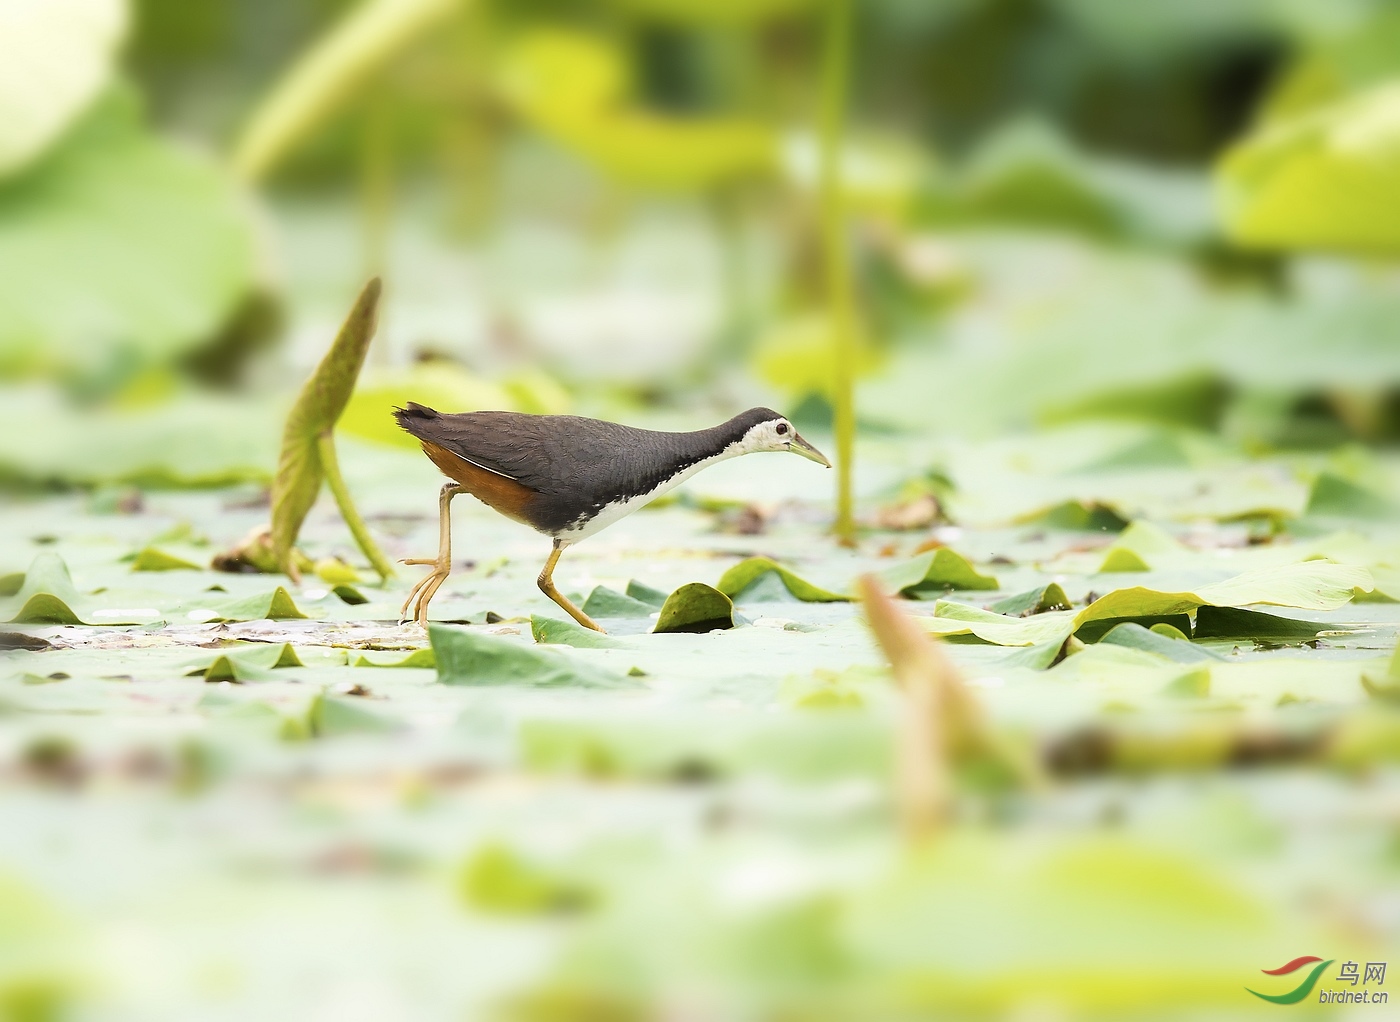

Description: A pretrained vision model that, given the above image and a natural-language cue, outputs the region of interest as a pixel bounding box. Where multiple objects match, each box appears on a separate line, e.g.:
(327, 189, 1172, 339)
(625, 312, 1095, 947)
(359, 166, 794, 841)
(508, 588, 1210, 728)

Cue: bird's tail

(392, 401, 440, 440)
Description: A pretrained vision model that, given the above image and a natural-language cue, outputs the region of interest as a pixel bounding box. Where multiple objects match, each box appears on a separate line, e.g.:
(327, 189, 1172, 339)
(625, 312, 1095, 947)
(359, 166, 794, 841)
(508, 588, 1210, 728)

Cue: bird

(392, 403, 831, 631)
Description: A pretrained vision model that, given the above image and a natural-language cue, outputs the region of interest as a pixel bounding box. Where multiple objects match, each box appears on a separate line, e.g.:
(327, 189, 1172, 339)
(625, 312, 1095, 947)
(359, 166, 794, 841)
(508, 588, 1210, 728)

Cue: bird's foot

(399, 560, 450, 628)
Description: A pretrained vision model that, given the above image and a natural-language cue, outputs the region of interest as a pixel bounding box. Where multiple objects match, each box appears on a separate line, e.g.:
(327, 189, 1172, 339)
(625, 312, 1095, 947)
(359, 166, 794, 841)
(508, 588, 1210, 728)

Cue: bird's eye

(776, 423, 789, 435)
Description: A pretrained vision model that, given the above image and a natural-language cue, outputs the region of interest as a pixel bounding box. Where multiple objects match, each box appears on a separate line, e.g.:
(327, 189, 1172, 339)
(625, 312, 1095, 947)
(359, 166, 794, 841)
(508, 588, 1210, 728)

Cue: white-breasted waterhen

(393, 404, 831, 631)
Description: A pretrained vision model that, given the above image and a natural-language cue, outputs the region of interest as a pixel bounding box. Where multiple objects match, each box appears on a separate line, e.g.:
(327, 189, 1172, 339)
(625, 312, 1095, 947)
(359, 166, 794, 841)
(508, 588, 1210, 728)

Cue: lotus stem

(818, 0, 857, 546)
(316, 431, 395, 581)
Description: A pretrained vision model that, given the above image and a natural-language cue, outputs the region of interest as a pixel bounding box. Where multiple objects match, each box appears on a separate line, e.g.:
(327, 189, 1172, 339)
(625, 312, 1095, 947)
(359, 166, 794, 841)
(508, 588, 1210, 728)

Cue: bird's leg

(538, 540, 605, 633)
(400, 482, 463, 627)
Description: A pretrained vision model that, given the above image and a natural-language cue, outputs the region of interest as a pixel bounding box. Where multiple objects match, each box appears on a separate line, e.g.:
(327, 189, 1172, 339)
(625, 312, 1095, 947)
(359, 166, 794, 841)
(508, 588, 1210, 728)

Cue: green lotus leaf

(717, 557, 849, 603)
(653, 583, 735, 633)
(431, 624, 634, 688)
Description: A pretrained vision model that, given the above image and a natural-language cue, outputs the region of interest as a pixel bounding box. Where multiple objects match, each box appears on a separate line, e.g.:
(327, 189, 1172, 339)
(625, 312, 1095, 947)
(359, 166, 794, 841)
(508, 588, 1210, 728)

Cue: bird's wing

(411, 411, 653, 495)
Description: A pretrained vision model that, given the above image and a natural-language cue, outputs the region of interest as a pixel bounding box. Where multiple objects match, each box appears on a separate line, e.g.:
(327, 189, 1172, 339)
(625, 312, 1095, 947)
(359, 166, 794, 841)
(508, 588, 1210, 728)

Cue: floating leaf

(184, 643, 305, 683)
(431, 625, 633, 688)
(1193, 606, 1331, 641)
(717, 557, 849, 603)
(1099, 623, 1220, 664)
(0, 0, 126, 177)
(531, 615, 626, 649)
(332, 584, 368, 606)
(1015, 499, 1129, 532)
(129, 547, 202, 572)
(580, 586, 656, 619)
(1096, 520, 1186, 573)
(6, 554, 85, 625)
(233, 0, 462, 181)
(270, 278, 392, 581)
(351, 648, 435, 668)
(923, 562, 1372, 650)
(990, 583, 1072, 617)
(1098, 547, 1151, 573)
(189, 587, 309, 624)
(874, 548, 999, 597)
(652, 583, 735, 633)
(624, 580, 668, 608)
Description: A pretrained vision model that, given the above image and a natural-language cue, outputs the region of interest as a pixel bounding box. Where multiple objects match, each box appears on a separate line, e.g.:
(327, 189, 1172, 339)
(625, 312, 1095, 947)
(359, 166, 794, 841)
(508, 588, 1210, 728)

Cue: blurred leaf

(0, 90, 255, 381)
(1261, 9, 1400, 123)
(653, 583, 735, 633)
(499, 29, 776, 190)
(1219, 82, 1400, 255)
(520, 711, 887, 782)
(751, 313, 883, 402)
(0, 0, 126, 177)
(270, 278, 388, 580)
(1097, 520, 1188, 572)
(1014, 499, 1130, 532)
(781, 131, 925, 216)
(340, 362, 513, 449)
(1305, 471, 1395, 518)
(847, 833, 1286, 1012)
(1360, 644, 1400, 696)
(310, 691, 401, 736)
(129, 547, 202, 572)
(609, 0, 815, 26)
(232, 0, 462, 181)
(718, 557, 849, 603)
(1162, 665, 1212, 697)
(0, 386, 278, 488)
(460, 843, 596, 916)
(431, 624, 634, 688)
(874, 548, 999, 597)
(1042, 372, 1232, 430)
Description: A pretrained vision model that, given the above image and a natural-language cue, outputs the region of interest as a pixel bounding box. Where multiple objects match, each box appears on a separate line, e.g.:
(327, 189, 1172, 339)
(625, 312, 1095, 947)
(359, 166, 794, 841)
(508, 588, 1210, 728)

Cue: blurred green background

(5, 0, 1400, 489)
(4, 1, 1400, 1019)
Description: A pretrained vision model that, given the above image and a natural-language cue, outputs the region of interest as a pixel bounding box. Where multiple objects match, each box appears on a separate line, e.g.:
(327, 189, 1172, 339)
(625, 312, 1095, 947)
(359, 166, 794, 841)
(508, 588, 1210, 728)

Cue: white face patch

(735, 418, 795, 455)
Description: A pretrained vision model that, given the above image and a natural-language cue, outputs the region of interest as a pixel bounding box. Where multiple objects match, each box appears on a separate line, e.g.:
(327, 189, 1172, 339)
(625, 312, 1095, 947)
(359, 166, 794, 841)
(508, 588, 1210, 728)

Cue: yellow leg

(400, 482, 462, 628)
(538, 541, 604, 633)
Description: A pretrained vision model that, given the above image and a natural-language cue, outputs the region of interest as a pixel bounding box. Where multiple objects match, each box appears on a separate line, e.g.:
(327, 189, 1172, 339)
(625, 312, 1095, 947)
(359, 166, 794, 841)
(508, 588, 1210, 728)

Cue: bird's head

(734, 408, 832, 467)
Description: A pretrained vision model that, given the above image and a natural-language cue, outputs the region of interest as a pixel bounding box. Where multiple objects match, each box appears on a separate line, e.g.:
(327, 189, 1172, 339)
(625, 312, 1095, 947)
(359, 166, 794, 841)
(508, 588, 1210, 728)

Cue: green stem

(316, 431, 395, 581)
(818, 0, 857, 546)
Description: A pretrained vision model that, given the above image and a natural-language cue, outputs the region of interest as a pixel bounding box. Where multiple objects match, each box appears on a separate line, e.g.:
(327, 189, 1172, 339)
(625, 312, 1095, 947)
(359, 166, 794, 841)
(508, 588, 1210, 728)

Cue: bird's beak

(790, 432, 832, 468)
